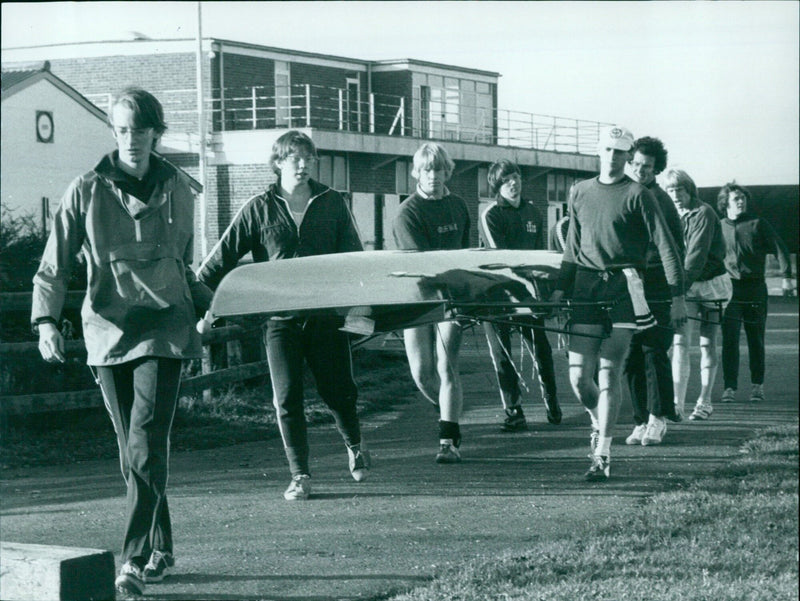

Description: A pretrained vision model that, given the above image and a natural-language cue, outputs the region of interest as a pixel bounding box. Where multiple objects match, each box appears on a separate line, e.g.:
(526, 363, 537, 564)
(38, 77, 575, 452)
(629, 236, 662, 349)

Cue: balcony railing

(87, 84, 609, 155)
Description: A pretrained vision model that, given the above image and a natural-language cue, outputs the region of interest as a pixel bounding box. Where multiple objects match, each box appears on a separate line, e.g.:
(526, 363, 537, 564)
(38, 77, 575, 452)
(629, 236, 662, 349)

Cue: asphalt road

(1, 298, 797, 601)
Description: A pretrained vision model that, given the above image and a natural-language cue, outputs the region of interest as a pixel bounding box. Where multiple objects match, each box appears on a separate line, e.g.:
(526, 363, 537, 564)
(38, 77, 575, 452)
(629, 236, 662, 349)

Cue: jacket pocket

(108, 243, 188, 310)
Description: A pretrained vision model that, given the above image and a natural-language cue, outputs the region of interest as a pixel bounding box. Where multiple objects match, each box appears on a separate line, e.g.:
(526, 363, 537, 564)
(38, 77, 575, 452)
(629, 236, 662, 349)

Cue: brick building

(3, 37, 604, 256)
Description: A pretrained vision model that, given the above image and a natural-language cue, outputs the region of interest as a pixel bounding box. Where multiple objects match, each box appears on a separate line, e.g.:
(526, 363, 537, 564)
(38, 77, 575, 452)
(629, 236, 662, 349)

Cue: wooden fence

(0, 292, 269, 416)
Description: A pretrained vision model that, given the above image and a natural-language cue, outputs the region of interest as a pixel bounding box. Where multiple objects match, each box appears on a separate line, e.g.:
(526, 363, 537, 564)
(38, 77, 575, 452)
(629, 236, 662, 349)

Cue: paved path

(1, 298, 796, 600)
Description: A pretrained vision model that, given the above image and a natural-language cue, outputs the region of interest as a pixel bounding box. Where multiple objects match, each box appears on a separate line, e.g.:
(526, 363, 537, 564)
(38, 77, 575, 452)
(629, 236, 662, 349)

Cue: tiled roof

(1, 68, 41, 92)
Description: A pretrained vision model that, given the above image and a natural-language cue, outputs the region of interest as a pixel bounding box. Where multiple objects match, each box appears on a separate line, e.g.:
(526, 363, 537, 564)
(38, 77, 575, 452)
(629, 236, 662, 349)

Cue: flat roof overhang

(206, 128, 598, 172)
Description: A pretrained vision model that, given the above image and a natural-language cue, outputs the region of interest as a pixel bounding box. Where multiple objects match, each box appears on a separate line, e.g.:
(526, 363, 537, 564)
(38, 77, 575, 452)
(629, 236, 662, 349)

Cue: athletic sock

(438, 420, 461, 447)
(596, 436, 612, 457)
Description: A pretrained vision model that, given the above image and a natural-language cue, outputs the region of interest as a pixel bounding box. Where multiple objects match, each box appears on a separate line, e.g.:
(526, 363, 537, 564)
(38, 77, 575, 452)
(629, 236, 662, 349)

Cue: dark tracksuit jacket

(198, 179, 364, 476)
(478, 197, 557, 404)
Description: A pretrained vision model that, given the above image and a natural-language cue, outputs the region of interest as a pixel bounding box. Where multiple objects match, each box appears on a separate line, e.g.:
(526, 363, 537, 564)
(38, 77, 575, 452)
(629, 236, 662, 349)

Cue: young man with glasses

(32, 87, 213, 596)
(198, 130, 369, 501)
(478, 159, 561, 432)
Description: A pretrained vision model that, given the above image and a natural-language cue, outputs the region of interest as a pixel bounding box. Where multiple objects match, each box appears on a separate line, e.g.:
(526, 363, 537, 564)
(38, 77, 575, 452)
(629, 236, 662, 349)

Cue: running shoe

(688, 403, 713, 421)
(347, 443, 371, 482)
(749, 384, 764, 403)
(115, 561, 145, 596)
(435, 439, 462, 464)
(143, 550, 174, 583)
(625, 424, 647, 446)
(642, 418, 667, 446)
(500, 406, 528, 432)
(585, 455, 610, 482)
(720, 387, 737, 403)
(283, 474, 311, 500)
(543, 396, 562, 425)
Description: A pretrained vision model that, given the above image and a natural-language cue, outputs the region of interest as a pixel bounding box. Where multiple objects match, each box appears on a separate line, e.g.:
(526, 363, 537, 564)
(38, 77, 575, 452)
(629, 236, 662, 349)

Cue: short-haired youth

(412, 142, 454, 181)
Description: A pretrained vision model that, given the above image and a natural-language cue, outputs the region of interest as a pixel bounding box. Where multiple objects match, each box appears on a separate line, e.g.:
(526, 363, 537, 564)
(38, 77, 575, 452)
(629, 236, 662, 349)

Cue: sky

(2, 1, 798, 187)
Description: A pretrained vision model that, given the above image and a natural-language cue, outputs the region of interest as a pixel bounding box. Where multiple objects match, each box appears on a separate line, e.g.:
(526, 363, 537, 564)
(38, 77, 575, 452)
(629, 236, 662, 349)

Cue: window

(315, 154, 348, 191)
(478, 167, 490, 198)
(275, 61, 291, 127)
(547, 172, 577, 204)
(396, 160, 414, 195)
(415, 75, 493, 143)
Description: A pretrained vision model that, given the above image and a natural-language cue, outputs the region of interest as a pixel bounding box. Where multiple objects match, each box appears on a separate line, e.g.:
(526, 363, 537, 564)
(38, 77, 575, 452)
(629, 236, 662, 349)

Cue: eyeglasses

(283, 153, 317, 166)
(112, 126, 154, 138)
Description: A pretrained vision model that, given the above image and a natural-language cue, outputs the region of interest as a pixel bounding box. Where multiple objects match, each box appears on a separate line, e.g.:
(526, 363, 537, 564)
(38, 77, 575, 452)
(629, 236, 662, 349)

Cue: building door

(345, 77, 361, 132)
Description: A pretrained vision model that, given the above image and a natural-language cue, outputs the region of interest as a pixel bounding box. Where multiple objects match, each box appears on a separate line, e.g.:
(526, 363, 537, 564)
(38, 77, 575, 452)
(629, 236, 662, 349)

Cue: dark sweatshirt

(556, 176, 685, 297)
(392, 188, 471, 251)
(721, 212, 792, 282)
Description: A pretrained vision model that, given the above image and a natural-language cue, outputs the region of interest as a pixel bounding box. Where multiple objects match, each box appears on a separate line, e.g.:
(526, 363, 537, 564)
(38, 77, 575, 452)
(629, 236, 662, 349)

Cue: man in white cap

(551, 125, 686, 481)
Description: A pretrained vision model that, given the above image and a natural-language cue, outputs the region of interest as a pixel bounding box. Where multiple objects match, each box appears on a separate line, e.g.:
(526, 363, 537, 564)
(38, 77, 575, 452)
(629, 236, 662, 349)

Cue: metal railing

(86, 84, 609, 155)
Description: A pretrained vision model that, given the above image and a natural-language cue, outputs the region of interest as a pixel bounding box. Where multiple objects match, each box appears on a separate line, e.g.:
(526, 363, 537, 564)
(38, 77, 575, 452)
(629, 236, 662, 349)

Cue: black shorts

(568, 267, 637, 329)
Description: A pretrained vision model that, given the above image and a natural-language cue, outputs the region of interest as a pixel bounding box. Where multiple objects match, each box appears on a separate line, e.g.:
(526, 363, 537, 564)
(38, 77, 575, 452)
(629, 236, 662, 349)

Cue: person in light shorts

(663, 168, 731, 421)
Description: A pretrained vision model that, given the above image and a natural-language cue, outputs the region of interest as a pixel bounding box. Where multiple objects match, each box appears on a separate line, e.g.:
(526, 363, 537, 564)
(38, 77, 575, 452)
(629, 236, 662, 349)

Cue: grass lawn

(383, 424, 799, 601)
(0, 348, 417, 469)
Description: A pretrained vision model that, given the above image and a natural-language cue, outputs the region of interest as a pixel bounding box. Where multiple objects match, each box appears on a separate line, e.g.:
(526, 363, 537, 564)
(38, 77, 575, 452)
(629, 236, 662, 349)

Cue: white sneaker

(115, 561, 145, 596)
(689, 402, 713, 421)
(283, 474, 311, 500)
(720, 387, 736, 403)
(347, 443, 371, 482)
(626, 424, 647, 445)
(642, 417, 667, 446)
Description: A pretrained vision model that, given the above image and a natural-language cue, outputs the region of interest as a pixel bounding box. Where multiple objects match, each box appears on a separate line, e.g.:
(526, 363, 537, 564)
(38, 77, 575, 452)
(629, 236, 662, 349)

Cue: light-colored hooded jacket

(32, 153, 211, 366)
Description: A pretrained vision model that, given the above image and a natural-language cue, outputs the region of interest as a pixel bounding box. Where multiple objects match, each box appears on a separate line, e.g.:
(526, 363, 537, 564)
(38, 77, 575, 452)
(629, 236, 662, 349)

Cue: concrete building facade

(3, 38, 603, 254)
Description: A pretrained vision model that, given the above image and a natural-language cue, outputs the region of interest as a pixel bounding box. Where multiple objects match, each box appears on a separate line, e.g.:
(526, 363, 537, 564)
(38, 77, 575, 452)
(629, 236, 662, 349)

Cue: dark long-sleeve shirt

(643, 182, 685, 300)
(556, 176, 685, 297)
(721, 212, 792, 281)
(392, 188, 471, 251)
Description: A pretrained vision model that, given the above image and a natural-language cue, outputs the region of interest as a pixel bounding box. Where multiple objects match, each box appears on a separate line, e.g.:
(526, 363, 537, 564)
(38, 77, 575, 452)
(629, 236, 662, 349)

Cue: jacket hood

(93, 151, 177, 184)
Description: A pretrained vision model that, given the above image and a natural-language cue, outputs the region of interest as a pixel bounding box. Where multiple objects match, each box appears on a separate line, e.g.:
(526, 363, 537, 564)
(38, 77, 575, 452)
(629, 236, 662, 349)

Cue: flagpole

(196, 1, 208, 258)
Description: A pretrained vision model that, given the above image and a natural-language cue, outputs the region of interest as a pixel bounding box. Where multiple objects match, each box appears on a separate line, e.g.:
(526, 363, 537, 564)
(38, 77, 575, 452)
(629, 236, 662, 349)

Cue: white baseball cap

(597, 125, 634, 152)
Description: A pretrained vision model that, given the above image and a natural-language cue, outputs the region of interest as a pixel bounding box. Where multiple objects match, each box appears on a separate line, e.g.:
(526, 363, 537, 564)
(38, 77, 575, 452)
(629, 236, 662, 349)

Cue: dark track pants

(490, 317, 557, 405)
(96, 356, 181, 566)
(265, 317, 361, 477)
(623, 302, 677, 425)
(722, 279, 768, 389)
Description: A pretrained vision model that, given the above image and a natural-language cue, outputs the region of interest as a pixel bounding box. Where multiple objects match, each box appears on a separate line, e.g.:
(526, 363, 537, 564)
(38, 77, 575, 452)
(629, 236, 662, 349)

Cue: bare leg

(435, 321, 463, 423)
(403, 325, 439, 405)
(568, 324, 603, 428)
(672, 319, 694, 416)
(596, 328, 634, 439)
(697, 321, 720, 405)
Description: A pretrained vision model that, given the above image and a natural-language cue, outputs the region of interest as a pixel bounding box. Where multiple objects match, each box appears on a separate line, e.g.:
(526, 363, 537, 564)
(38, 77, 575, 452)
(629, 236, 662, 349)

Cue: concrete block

(0, 541, 115, 601)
